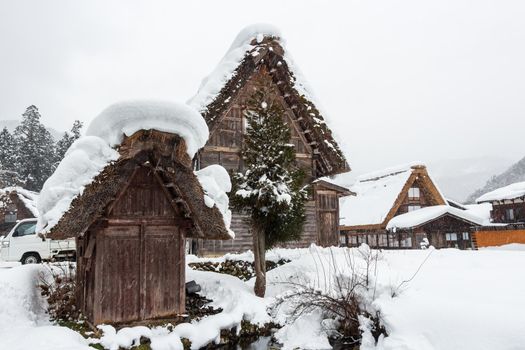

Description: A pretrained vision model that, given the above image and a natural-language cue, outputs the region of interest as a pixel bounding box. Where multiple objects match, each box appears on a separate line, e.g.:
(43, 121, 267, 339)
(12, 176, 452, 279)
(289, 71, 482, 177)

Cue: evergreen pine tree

(0, 127, 16, 171)
(55, 120, 83, 163)
(0, 127, 22, 187)
(14, 105, 56, 191)
(231, 89, 307, 297)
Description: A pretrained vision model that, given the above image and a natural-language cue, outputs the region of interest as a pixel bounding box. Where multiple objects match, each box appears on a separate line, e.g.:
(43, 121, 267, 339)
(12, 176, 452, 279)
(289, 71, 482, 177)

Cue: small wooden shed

(47, 130, 231, 325)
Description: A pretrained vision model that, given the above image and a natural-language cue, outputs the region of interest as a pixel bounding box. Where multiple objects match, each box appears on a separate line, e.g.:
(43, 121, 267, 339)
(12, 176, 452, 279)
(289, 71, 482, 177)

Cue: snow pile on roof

(37, 136, 120, 233)
(195, 165, 234, 237)
(188, 24, 282, 112)
(476, 181, 525, 203)
(386, 205, 485, 230)
(0, 187, 39, 216)
(339, 165, 416, 226)
(86, 100, 209, 158)
(464, 202, 493, 224)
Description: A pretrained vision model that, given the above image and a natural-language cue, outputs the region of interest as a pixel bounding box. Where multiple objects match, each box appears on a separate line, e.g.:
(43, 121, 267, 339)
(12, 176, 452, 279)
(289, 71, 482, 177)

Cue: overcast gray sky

(1, 0, 524, 176)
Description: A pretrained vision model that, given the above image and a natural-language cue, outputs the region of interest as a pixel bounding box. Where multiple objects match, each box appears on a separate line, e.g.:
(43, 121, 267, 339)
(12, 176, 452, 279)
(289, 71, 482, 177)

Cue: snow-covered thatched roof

(339, 163, 446, 228)
(188, 23, 349, 177)
(386, 205, 486, 230)
(37, 101, 232, 240)
(476, 181, 525, 203)
(464, 202, 493, 222)
(0, 187, 39, 217)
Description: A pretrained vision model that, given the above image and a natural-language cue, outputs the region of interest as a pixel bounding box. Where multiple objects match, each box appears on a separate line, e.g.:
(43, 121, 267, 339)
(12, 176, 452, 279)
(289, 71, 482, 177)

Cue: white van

(0, 218, 76, 264)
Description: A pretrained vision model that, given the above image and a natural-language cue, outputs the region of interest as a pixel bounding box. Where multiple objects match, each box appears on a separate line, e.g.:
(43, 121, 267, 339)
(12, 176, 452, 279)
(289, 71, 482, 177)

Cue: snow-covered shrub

(189, 258, 290, 281)
(270, 245, 387, 348)
(38, 262, 78, 322)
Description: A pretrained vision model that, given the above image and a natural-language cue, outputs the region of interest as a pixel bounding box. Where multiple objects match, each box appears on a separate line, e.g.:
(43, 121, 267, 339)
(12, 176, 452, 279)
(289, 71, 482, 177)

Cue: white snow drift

(2, 246, 525, 350)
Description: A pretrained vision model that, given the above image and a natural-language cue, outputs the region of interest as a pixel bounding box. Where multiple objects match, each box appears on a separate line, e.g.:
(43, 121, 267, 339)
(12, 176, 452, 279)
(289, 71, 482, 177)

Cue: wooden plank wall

(474, 229, 525, 247)
(490, 202, 525, 223)
(197, 200, 319, 256)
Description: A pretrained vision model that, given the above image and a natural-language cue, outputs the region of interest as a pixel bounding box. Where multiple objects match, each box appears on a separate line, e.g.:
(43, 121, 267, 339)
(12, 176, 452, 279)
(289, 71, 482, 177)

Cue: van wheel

(21, 253, 41, 265)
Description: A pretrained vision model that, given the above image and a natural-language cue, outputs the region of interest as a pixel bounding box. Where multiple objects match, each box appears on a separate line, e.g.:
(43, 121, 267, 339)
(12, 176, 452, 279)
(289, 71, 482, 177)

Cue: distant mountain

(0, 119, 63, 140)
(466, 156, 525, 203)
(428, 157, 514, 203)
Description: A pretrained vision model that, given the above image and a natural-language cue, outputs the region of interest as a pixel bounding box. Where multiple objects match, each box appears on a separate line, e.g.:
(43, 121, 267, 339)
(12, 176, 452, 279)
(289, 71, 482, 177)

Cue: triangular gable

(386, 166, 447, 224)
(0, 187, 39, 217)
(106, 166, 184, 219)
(340, 164, 446, 230)
(188, 26, 349, 177)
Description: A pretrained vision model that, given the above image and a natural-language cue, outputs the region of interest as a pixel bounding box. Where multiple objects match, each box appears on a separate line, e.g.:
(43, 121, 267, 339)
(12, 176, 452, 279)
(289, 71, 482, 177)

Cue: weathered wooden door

(317, 191, 339, 247)
(94, 225, 141, 324)
(143, 225, 184, 320)
(318, 212, 337, 247)
(94, 224, 184, 324)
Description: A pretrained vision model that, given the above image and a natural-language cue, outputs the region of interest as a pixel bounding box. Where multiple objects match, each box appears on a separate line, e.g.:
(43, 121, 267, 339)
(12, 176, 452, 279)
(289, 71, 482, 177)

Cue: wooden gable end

(108, 166, 183, 220)
(199, 67, 314, 179)
(388, 168, 447, 224)
(357, 167, 446, 230)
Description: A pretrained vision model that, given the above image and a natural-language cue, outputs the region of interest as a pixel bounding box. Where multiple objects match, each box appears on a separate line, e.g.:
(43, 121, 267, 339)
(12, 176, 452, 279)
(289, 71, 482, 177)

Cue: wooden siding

(474, 229, 525, 247)
(489, 201, 525, 223)
(197, 200, 319, 256)
(394, 178, 436, 216)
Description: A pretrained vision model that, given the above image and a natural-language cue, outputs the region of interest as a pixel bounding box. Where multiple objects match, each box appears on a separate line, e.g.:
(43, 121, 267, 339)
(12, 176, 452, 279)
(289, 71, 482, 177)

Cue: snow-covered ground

(1, 246, 525, 350)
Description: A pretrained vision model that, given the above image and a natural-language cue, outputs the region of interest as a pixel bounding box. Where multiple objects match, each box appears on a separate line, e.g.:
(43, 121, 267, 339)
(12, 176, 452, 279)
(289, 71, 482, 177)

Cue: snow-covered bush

(38, 263, 78, 323)
(270, 245, 387, 348)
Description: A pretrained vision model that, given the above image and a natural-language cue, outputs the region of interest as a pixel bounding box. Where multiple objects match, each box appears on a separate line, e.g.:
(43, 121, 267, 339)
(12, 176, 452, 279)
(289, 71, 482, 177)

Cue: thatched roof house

(189, 24, 349, 178)
(340, 163, 446, 232)
(188, 24, 351, 255)
(0, 187, 38, 234)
